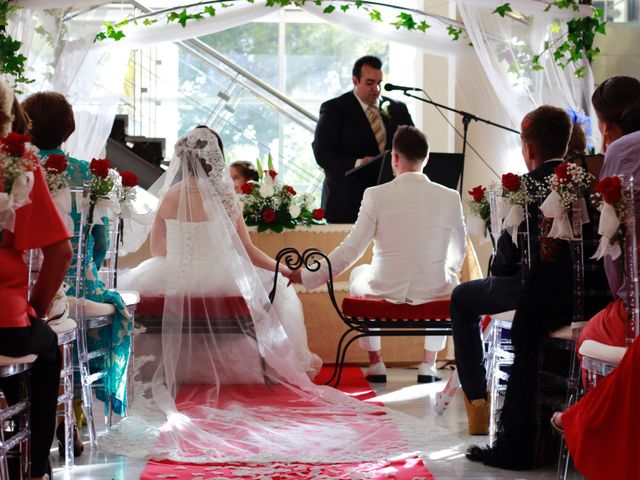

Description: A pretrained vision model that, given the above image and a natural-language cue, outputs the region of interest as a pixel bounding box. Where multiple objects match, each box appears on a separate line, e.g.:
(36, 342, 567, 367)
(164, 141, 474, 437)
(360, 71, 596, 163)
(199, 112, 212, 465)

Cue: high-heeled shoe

(56, 422, 84, 457)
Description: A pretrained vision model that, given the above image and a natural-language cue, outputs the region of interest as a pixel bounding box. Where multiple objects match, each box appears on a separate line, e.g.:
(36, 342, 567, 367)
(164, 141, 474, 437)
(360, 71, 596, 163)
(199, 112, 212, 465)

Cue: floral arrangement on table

(0, 132, 39, 241)
(466, 184, 495, 248)
(591, 175, 626, 260)
(539, 162, 593, 240)
(240, 154, 325, 233)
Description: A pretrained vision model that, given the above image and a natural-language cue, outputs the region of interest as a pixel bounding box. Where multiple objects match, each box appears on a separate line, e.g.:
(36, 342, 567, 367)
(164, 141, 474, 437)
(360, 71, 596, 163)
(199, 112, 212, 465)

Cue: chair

(556, 177, 639, 478)
(271, 247, 452, 387)
(0, 354, 37, 480)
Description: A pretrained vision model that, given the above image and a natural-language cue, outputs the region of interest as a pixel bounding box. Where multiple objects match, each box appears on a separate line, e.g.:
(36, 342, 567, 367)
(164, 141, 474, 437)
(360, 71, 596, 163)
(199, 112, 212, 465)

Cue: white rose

(260, 183, 275, 198)
(289, 203, 301, 219)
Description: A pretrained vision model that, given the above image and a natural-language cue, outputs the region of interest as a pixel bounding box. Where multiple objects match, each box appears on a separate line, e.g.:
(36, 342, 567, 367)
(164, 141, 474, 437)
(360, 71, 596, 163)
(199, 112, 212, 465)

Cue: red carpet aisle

(140, 366, 434, 479)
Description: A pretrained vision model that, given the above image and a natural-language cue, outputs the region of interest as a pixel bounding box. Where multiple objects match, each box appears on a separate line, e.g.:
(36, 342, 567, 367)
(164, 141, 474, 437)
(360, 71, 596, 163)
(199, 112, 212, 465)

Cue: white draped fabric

(8, 0, 597, 187)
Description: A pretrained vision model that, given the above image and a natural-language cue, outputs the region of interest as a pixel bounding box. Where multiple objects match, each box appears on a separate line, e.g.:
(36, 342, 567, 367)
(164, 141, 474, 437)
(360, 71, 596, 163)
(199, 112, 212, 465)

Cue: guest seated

(450, 105, 572, 435)
(576, 76, 640, 387)
(551, 333, 640, 480)
(294, 125, 466, 384)
(229, 160, 259, 194)
(23, 91, 133, 433)
(0, 81, 73, 480)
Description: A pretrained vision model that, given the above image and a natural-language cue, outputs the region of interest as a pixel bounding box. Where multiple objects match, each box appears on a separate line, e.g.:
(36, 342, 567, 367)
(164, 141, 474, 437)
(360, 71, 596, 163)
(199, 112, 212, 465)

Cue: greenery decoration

(94, 0, 606, 78)
(0, 0, 32, 90)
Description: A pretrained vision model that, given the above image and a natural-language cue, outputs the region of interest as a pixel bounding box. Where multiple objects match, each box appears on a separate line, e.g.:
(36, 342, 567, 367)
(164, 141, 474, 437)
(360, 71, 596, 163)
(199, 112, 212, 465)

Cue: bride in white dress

(103, 126, 420, 465)
(119, 127, 320, 379)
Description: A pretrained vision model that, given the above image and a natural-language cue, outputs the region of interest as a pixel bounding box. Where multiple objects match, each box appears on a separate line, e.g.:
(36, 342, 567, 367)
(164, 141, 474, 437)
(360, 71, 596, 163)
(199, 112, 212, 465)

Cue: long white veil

(103, 127, 420, 464)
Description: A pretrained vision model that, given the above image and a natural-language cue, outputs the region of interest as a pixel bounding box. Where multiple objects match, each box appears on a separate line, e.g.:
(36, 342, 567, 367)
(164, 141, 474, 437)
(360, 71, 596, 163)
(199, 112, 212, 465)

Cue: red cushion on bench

(342, 297, 451, 320)
(137, 295, 250, 318)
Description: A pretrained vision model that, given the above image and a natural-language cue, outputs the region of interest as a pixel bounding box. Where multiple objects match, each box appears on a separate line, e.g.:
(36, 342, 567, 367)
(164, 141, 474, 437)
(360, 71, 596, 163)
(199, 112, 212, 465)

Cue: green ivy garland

(0, 0, 32, 90)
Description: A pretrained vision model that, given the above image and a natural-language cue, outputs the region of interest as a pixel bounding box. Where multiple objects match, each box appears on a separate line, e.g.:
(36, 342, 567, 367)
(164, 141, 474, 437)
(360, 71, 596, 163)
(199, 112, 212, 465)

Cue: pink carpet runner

(140, 366, 434, 479)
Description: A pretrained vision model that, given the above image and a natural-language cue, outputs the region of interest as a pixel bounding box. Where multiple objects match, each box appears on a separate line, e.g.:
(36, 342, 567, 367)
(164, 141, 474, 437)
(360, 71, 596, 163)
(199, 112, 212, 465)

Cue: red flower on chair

(0, 132, 31, 157)
(595, 176, 622, 204)
(554, 163, 572, 183)
(468, 185, 486, 202)
(43, 154, 68, 174)
(90, 158, 111, 178)
(119, 171, 138, 188)
(312, 208, 325, 221)
(501, 173, 521, 192)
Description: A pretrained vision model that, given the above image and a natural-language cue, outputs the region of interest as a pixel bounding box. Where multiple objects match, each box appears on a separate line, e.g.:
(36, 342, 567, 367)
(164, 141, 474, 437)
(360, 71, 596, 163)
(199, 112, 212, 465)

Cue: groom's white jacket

(302, 172, 467, 304)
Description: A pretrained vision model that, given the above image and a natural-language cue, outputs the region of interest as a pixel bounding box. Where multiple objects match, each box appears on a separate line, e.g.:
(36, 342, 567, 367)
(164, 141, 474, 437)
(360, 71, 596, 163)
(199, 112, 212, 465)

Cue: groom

(293, 126, 466, 383)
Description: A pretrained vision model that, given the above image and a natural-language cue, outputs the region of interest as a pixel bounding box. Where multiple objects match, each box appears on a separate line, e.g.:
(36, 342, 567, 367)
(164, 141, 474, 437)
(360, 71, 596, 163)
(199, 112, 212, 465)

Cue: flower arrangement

(241, 154, 325, 233)
(42, 153, 69, 195)
(540, 162, 592, 240)
(0, 132, 39, 240)
(591, 175, 626, 260)
(466, 184, 495, 247)
(85, 158, 119, 238)
(497, 172, 540, 243)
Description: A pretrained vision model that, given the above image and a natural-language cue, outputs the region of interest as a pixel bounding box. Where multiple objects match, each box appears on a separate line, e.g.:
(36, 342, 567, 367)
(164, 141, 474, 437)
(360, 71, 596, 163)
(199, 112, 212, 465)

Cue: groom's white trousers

(349, 265, 447, 353)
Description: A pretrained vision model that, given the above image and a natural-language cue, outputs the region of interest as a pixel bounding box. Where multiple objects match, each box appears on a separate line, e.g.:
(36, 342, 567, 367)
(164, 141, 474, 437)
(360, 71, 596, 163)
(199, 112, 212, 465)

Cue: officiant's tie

(366, 106, 387, 154)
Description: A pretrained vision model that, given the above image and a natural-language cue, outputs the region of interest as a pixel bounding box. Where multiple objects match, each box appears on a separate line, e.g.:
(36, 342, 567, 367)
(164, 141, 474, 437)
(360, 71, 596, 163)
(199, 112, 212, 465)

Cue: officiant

(312, 55, 414, 223)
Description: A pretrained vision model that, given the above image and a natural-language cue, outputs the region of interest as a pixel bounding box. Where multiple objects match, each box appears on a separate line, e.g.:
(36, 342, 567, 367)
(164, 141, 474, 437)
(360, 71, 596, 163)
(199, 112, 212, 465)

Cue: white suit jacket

(302, 172, 467, 304)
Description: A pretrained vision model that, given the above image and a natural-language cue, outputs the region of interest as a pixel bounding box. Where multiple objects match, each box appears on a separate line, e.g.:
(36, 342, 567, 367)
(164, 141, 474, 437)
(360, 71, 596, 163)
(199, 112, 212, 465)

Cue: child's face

(229, 166, 246, 194)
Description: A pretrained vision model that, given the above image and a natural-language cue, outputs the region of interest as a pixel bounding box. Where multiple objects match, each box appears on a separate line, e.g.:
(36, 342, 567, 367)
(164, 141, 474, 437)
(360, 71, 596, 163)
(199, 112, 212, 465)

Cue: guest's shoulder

(321, 91, 355, 110)
(607, 130, 640, 157)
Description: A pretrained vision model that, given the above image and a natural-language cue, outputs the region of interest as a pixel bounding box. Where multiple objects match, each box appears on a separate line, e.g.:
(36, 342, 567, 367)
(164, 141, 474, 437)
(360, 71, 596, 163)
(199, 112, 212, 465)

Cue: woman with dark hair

(22, 92, 133, 456)
(229, 160, 259, 194)
(576, 76, 640, 371)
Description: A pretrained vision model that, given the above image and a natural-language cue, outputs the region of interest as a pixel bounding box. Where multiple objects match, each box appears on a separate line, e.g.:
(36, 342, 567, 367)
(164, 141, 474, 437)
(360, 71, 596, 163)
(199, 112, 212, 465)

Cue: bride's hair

(177, 126, 226, 177)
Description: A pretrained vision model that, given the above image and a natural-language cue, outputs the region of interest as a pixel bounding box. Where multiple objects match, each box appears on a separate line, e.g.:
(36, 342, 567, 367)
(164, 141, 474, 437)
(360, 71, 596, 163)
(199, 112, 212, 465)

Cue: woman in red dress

(0, 88, 72, 480)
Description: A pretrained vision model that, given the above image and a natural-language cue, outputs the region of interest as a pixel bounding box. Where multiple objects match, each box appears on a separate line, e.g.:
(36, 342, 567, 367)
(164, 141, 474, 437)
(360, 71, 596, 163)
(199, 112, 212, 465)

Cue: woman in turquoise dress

(22, 92, 132, 436)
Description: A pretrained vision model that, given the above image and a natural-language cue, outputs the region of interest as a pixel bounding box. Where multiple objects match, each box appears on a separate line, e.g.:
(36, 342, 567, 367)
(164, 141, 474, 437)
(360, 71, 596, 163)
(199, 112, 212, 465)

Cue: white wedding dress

(119, 219, 321, 379)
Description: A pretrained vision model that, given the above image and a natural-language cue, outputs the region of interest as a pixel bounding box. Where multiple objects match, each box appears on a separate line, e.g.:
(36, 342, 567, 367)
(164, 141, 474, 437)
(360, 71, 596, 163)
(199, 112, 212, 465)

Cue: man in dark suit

(450, 105, 573, 436)
(312, 56, 414, 223)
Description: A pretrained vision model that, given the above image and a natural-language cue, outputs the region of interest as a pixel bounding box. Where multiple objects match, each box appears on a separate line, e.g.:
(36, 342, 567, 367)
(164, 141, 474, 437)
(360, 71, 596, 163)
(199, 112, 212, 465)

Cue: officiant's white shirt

(302, 171, 467, 303)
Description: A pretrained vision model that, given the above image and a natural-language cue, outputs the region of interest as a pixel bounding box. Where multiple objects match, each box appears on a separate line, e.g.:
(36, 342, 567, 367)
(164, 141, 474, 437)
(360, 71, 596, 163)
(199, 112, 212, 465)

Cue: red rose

(468, 185, 486, 202)
(312, 208, 325, 220)
(240, 182, 254, 195)
(595, 176, 622, 204)
(284, 185, 296, 196)
(501, 173, 521, 192)
(0, 132, 31, 157)
(90, 158, 111, 178)
(120, 171, 138, 187)
(554, 163, 572, 182)
(268, 169, 277, 180)
(261, 208, 276, 223)
(43, 154, 68, 174)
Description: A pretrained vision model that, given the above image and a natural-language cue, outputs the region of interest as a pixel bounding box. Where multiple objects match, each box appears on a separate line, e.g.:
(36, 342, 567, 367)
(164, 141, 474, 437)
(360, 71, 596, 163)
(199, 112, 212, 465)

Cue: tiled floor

(51, 367, 571, 480)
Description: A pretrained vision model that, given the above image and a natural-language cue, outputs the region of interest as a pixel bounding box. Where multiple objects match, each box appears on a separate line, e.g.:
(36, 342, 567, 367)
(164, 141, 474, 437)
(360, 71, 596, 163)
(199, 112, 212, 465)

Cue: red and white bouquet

(540, 162, 592, 240)
(591, 175, 625, 260)
(466, 184, 495, 247)
(241, 155, 325, 233)
(0, 132, 40, 238)
(85, 158, 120, 236)
(41, 152, 75, 233)
(497, 172, 538, 243)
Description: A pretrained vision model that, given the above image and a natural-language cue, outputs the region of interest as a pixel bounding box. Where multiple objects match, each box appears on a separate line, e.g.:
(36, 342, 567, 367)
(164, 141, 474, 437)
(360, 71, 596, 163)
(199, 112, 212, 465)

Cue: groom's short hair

(352, 56, 383, 79)
(521, 105, 572, 161)
(392, 125, 429, 163)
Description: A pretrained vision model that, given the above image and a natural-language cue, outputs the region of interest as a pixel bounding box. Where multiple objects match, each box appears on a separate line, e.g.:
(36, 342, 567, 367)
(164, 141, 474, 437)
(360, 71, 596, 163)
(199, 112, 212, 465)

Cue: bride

(119, 126, 320, 379)
(104, 126, 417, 464)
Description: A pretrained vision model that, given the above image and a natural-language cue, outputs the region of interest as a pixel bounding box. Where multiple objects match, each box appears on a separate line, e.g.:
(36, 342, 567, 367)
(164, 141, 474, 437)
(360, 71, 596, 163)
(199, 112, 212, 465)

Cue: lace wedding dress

(119, 219, 321, 379)
(102, 126, 428, 465)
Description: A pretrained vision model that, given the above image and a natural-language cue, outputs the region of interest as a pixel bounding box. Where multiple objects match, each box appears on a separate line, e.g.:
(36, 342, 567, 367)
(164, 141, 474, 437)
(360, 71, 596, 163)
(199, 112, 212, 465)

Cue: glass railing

(593, 0, 640, 23)
(119, 20, 324, 200)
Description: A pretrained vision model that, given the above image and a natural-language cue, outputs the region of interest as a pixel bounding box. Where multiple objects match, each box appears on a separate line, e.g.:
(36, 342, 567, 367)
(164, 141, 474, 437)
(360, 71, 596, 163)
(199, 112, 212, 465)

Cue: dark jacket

(312, 91, 414, 223)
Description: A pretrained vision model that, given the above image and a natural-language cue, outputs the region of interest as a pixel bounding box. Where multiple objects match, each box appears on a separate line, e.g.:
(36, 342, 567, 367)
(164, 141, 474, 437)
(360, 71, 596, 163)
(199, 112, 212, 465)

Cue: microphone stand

(401, 90, 520, 194)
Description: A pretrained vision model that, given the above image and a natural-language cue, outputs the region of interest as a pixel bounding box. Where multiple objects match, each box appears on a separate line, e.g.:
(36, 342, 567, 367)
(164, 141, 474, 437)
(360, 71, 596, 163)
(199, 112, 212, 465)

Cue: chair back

(622, 176, 639, 344)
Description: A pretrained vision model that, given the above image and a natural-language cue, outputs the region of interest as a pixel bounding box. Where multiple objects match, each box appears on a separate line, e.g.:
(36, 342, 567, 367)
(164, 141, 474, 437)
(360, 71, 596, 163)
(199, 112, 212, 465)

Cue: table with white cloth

(120, 225, 482, 365)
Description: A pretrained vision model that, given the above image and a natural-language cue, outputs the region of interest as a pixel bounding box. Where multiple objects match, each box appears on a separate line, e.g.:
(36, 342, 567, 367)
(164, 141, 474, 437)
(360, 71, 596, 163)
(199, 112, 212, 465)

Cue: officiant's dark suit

(312, 57, 414, 223)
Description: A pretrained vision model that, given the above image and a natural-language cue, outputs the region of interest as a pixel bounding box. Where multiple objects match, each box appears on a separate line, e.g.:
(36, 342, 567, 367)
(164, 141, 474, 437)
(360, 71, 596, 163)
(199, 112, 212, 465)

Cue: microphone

(384, 83, 422, 92)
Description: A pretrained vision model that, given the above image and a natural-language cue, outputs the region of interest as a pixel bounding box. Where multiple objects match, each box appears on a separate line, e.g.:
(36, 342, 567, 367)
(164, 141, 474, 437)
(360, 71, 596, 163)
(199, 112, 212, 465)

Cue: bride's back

(158, 180, 209, 223)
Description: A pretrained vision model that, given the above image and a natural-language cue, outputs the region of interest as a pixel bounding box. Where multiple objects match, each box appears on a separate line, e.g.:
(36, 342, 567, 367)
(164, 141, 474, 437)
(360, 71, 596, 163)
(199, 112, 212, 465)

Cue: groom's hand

(288, 269, 303, 286)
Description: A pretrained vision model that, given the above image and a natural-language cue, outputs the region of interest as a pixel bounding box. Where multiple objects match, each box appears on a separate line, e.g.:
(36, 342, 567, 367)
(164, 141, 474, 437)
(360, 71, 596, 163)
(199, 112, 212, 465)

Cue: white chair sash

(591, 202, 622, 260)
(0, 171, 34, 233)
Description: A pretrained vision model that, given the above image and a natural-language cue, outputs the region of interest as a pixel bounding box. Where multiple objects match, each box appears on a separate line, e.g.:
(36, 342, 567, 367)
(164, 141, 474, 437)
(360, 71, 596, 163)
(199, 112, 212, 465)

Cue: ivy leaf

(574, 66, 586, 78)
(532, 64, 544, 71)
(550, 22, 561, 33)
(323, 5, 335, 14)
(392, 12, 416, 30)
(532, 54, 540, 64)
(492, 3, 513, 17)
(142, 18, 157, 26)
(204, 6, 216, 16)
(355, 1, 363, 7)
(447, 25, 464, 41)
(340, 5, 349, 12)
(369, 9, 382, 22)
(417, 20, 431, 32)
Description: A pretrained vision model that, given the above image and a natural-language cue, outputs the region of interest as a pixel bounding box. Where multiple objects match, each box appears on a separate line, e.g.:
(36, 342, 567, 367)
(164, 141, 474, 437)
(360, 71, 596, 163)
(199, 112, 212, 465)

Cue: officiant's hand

(355, 156, 375, 168)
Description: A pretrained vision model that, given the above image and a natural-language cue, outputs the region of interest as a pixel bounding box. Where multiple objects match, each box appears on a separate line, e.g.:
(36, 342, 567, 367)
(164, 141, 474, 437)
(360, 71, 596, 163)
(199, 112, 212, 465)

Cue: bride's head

(174, 126, 225, 178)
